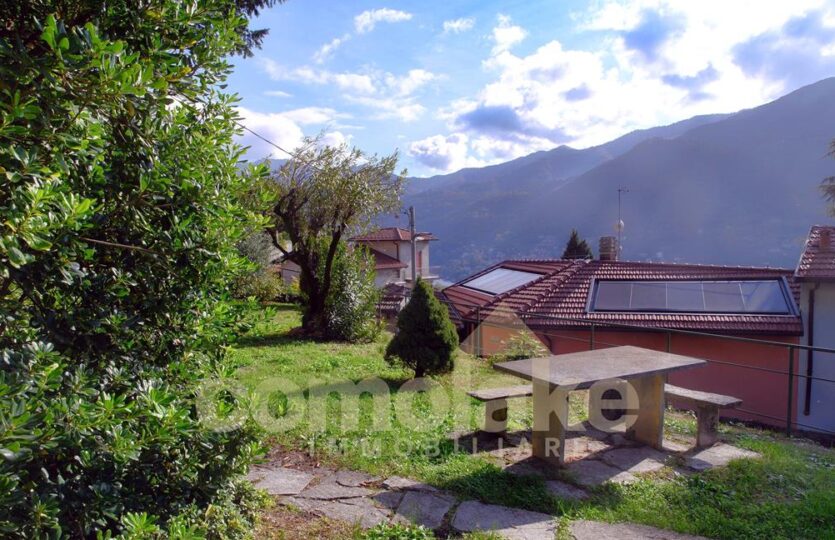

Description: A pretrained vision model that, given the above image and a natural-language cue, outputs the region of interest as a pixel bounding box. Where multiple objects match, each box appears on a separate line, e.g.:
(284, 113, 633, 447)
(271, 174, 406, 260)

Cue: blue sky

(228, 0, 835, 177)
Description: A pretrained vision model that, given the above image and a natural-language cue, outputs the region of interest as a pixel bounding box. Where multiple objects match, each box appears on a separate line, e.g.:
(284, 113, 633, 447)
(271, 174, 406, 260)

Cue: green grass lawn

(231, 304, 835, 540)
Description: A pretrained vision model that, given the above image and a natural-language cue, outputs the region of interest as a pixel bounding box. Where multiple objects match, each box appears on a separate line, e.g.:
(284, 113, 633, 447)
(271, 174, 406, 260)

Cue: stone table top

(493, 345, 706, 389)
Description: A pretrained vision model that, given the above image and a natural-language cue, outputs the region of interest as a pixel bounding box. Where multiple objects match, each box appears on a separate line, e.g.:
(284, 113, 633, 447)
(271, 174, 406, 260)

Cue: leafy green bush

(489, 332, 549, 363)
(385, 279, 458, 377)
(360, 522, 435, 540)
(233, 269, 286, 302)
(324, 243, 381, 342)
(0, 3, 272, 537)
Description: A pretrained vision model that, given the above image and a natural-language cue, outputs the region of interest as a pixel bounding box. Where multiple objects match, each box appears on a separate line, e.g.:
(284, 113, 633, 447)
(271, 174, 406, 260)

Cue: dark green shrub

(385, 279, 458, 377)
(0, 2, 274, 537)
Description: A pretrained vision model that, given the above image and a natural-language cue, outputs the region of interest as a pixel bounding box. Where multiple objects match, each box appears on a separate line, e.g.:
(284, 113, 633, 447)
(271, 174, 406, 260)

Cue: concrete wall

(467, 322, 800, 429)
(798, 282, 835, 433)
(374, 268, 401, 288)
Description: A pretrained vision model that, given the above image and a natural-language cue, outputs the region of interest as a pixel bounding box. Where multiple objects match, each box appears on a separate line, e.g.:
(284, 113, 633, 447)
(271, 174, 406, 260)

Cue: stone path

(248, 440, 759, 539)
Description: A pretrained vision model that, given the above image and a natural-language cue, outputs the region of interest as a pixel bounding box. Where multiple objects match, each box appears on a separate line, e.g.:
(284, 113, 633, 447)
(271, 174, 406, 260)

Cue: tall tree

(261, 139, 405, 335)
(562, 229, 594, 259)
(0, 1, 275, 536)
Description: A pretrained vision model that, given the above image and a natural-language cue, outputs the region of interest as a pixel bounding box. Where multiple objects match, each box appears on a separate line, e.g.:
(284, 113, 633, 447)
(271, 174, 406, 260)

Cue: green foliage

(561, 229, 594, 259)
(385, 279, 458, 377)
(323, 243, 381, 342)
(233, 269, 286, 302)
(360, 522, 434, 540)
(257, 137, 405, 334)
(0, 3, 271, 537)
(490, 332, 548, 363)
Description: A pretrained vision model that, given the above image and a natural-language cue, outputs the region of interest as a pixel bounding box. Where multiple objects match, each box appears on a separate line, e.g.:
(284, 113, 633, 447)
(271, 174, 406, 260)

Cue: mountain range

(394, 78, 835, 281)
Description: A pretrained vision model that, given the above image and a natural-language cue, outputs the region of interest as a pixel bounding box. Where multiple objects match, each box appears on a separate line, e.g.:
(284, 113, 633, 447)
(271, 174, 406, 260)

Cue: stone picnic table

(493, 345, 706, 466)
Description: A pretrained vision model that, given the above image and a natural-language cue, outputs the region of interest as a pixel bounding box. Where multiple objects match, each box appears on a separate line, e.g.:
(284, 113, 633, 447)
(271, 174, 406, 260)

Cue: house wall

(374, 268, 400, 288)
(467, 322, 800, 429)
(370, 241, 399, 260)
(395, 240, 433, 281)
(798, 282, 835, 433)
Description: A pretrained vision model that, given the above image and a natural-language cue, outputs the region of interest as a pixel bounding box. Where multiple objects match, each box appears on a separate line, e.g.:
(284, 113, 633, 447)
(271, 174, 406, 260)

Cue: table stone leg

(484, 398, 508, 434)
(531, 380, 569, 466)
(625, 374, 666, 449)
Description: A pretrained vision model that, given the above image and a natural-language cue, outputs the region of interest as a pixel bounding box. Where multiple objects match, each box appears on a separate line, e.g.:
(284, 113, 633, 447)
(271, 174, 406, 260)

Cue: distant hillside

(399, 78, 835, 280)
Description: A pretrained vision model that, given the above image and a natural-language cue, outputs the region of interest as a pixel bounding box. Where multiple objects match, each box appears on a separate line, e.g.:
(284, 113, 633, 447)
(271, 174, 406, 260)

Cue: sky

(228, 0, 835, 177)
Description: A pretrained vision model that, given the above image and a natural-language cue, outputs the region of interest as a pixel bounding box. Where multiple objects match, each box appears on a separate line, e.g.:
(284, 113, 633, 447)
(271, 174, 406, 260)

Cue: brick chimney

(599, 236, 619, 261)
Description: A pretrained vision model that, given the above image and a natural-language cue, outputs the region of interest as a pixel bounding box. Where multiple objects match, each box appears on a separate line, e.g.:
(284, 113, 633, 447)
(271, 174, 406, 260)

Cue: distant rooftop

(795, 225, 835, 282)
(352, 227, 437, 242)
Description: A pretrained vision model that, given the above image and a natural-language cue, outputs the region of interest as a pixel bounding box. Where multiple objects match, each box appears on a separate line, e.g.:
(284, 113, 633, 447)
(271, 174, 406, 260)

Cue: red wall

(473, 323, 799, 429)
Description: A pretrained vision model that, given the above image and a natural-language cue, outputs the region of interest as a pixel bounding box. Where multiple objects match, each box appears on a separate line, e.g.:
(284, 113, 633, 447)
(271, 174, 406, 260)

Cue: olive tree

(261, 139, 405, 335)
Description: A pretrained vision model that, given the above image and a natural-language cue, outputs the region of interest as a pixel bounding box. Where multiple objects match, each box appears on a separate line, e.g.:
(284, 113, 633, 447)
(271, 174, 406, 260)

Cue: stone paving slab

(570, 519, 708, 539)
(247, 466, 314, 495)
(452, 501, 556, 540)
(372, 490, 403, 511)
(565, 459, 638, 488)
(382, 475, 438, 492)
(394, 491, 457, 530)
(331, 469, 380, 487)
(282, 495, 390, 529)
(685, 443, 761, 472)
(601, 447, 669, 474)
(545, 480, 589, 501)
(297, 480, 375, 500)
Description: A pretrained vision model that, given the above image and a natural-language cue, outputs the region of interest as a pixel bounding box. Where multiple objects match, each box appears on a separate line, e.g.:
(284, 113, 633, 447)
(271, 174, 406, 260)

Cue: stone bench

(664, 384, 742, 448)
(467, 385, 533, 434)
(468, 382, 741, 447)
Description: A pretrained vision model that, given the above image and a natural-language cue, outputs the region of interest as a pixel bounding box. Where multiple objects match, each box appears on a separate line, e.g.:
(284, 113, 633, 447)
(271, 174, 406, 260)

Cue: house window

(589, 279, 796, 315)
(462, 268, 543, 295)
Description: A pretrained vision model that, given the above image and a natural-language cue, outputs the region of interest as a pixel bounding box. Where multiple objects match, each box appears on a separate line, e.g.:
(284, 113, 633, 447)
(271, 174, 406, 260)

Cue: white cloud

(409, 133, 480, 172)
(354, 8, 412, 34)
(259, 58, 437, 122)
(281, 107, 349, 125)
(235, 107, 305, 161)
(235, 107, 352, 161)
(491, 14, 527, 54)
(443, 17, 475, 34)
(313, 33, 351, 64)
(385, 69, 437, 96)
(411, 0, 835, 174)
(261, 58, 377, 94)
(263, 90, 292, 98)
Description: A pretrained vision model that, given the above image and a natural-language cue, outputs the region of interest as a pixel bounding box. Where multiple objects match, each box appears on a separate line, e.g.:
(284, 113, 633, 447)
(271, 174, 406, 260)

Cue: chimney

(599, 236, 619, 261)
(820, 228, 833, 252)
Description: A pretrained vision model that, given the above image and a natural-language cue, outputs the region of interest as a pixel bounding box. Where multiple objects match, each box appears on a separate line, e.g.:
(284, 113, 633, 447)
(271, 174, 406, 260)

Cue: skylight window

(462, 268, 542, 295)
(590, 279, 795, 314)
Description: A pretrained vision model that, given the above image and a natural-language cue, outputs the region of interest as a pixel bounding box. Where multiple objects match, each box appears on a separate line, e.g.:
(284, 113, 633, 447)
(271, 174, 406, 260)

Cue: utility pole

(408, 206, 417, 284)
(617, 187, 628, 256)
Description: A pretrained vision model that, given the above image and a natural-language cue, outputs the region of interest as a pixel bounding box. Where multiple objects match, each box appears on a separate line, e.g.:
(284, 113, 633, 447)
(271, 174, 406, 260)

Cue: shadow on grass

(234, 332, 302, 348)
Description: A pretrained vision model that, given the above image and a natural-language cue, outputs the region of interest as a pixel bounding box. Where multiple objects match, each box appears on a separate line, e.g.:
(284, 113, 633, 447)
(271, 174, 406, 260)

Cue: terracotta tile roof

(370, 249, 407, 270)
(377, 283, 410, 316)
(444, 259, 802, 335)
(352, 227, 437, 242)
(795, 225, 835, 281)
